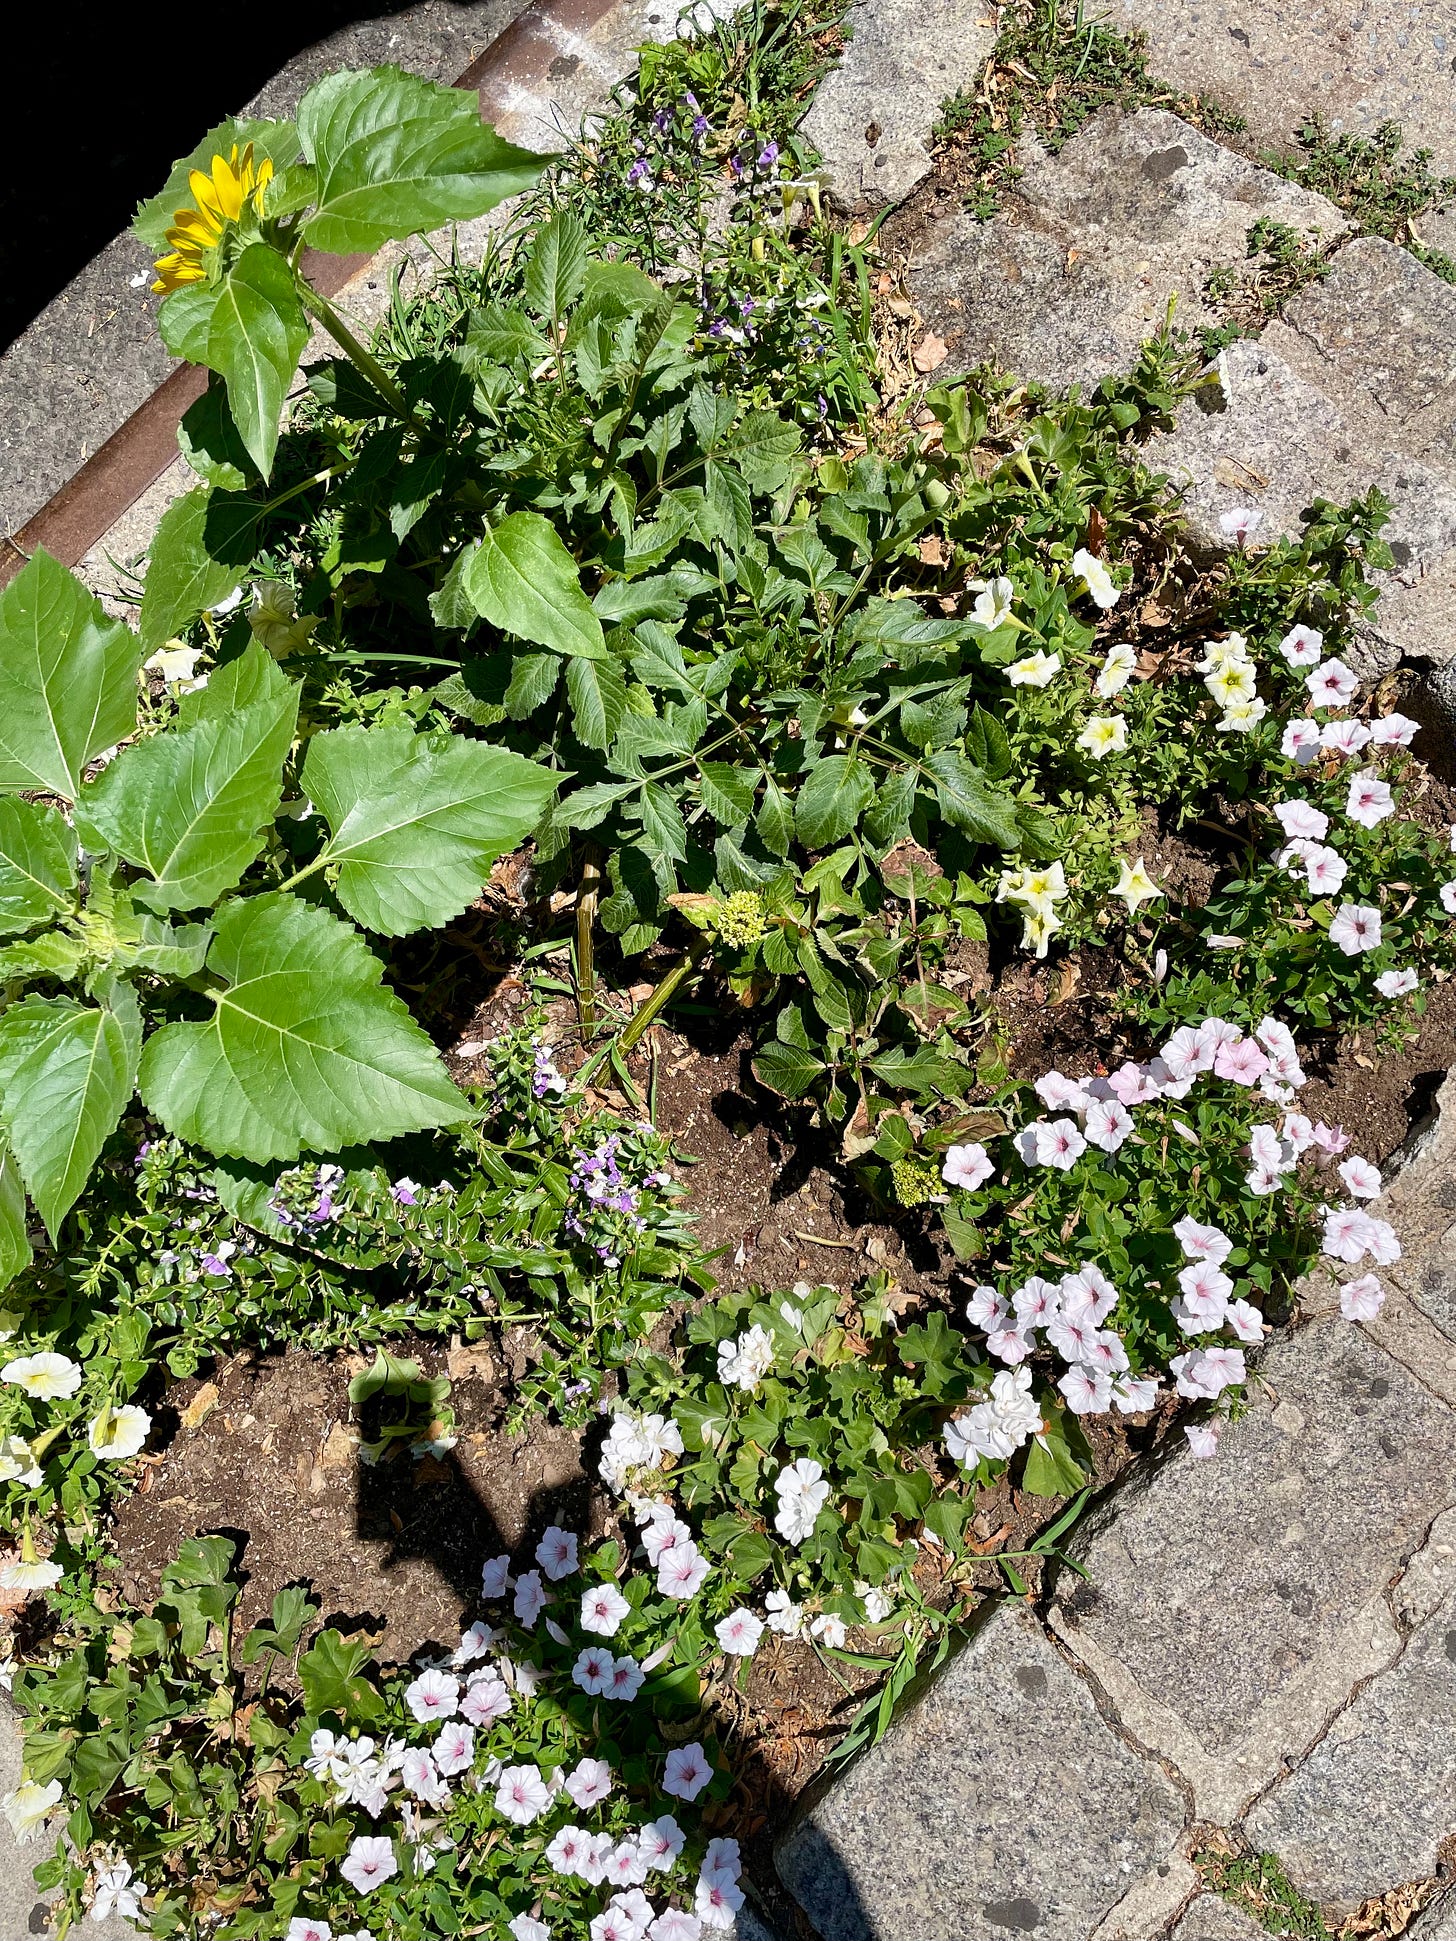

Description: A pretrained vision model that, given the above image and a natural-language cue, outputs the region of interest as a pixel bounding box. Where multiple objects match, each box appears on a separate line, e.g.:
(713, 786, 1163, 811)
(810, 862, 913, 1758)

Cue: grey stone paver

(1246, 1575, 1456, 1907)
(1048, 1321, 1456, 1820)
(1104, 0, 1456, 173)
(1148, 336, 1456, 672)
(908, 106, 1349, 389)
(1170, 1896, 1269, 1940)
(775, 1604, 1186, 1941)
(800, 0, 996, 210)
(0, 0, 530, 539)
(1264, 235, 1456, 467)
(1414, 1888, 1456, 1938)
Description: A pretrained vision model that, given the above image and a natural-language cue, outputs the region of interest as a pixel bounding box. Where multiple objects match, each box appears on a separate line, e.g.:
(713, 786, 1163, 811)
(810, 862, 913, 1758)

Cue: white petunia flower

(1071, 548, 1120, 609)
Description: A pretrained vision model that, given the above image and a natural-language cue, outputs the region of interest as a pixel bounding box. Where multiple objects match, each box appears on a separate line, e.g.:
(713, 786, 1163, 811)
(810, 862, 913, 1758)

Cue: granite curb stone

(775, 1604, 1186, 1941)
(800, 0, 996, 210)
(1169, 1896, 1270, 1940)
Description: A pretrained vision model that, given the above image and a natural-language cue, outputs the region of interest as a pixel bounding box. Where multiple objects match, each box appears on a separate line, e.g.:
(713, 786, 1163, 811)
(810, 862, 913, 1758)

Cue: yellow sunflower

(152, 143, 274, 293)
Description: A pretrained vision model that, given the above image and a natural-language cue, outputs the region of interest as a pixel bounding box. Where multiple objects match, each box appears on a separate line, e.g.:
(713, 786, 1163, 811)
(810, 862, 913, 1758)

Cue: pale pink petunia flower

(1106, 1061, 1161, 1106)
(1083, 1329, 1130, 1376)
(1245, 1163, 1285, 1197)
(1306, 657, 1359, 709)
(965, 1284, 1011, 1331)
(1375, 967, 1419, 999)
(564, 1758, 613, 1809)
(1171, 1345, 1245, 1398)
(1058, 1365, 1113, 1414)
(1329, 903, 1382, 955)
(640, 1511, 690, 1567)
(1274, 800, 1328, 841)
(1177, 1259, 1232, 1317)
(1160, 1025, 1215, 1083)
(1213, 1036, 1269, 1086)
(1219, 505, 1264, 545)
(1311, 1120, 1349, 1156)
(1320, 718, 1371, 758)
(341, 1836, 398, 1895)
(480, 1554, 512, 1599)
(658, 1542, 711, 1599)
(1339, 1273, 1386, 1322)
(695, 1874, 745, 1930)
(433, 1721, 475, 1777)
(715, 1607, 764, 1657)
(1225, 1299, 1267, 1343)
(509, 1918, 551, 1941)
(1302, 844, 1348, 897)
(1012, 1276, 1061, 1328)
(495, 1765, 551, 1825)
(1371, 712, 1418, 746)
(1345, 771, 1394, 828)
(942, 1142, 994, 1190)
(1084, 1097, 1134, 1152)
(602, 1840, 649, 1890)
(404, 1669, 459, 1724)
(1363, 1216, 1402, 1265)
(1277, 623, 1323, 667)
(1031, 1118, 1087, 1169)
(1061, 1263, 1117, 1322)
(1322, 1206, 1372, 1263)
(547, 1824, 591, 1875)
(573, 1646, 613, 1697)
(1046, 1315, 1098, 1363)
(701, 1837, 742, 1887)
(1338, 1155, 1382, 1199)
(986, 1327, 1034, 1364)
(663, 1743, 713, 1802)
(513, 1570, 548, 1626)
(535, 1525, 579, 1582)
(1034, 1070, 1090, 1111)
(1248, 1123, 1288, 1173)
(579, 1583, 631, 1637)
(460, 1671, 511, 1727)
(591, 1907, 639, 1941)
(1443, 882, 1456, 915)
(649, 1916, 703, 1941)
(1184, 1422, 1221, 1459)
(1173, 1216, 1233, 1264)
(1281, 718, 1322, 764)
(640, 1814, 686, 1870)
(1110, 1375, 1159, 1413)
(605, 1654, 644, 1702)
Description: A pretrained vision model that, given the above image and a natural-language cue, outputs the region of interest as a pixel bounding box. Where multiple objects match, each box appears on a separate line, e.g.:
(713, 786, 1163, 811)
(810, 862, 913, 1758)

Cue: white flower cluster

(598, 1407, 684, 1496)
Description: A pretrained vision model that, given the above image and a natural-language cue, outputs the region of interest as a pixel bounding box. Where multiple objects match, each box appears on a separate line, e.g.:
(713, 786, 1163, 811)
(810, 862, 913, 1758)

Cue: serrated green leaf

(0, 934, 88, 982)
(565, 654, 627, 750)
(924, 751, 1021, 848)
(75, 683, 299, 911)
(464, 302, 549, 369)
(796, 754, 874, 849)
(753, 1038, 826, 1099)
(132, 118, 302, 248)
(726, 409, 802, 493)
(177, 640, 296, 726)
(0, 801, 77, 935)
(0, 997, 137, 1239)
(139, 488, 245, 651)
(301, 724, 557, 936)
(523, 209, 589, 322)
(298, 66, 545, 255)
(0, 1140, 31, 1291)
(123, 915, 215, 977)
(461, 512, 605, 660)
(137, 893, 469, 1163)
(697, 762, 756, 829)
(754, 776, 794, 858)
(0, 551, 144, 800)
(205, 244, 310, 478)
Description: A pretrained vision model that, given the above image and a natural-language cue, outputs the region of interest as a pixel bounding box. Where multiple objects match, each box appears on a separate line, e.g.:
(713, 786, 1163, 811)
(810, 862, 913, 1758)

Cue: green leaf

(177, 639, 296, 726)
(752, 1038, 826, 1099)
(75, 681, 299, 912)
(298, 66, 545, 255)
(725, 410, 802, 493)
(523, 209, 589, 322)
(0, 801, 77, 935)
(138, 893, 469, 1163)
(205, 244, 310, 478)
(140, 488, 245, 651)
(1022, 1419, 1089, 1497)
(698, 762, 757, 829)
(796, 755, 875, 849)
(301, 724, 557, 936)
(464, 302, 549, 368)
(0, 1140, 32, 1291)
(0, 550, 144, 799)
(132, 117, 301, 247)
(461, 512, 606, 660)
(565, 654, 627, 750)
(298, 1629, 383, 1719)
(923, 751, 1021, 848)
(0, 998, 137, 1239)
(177, 379, 255, 492)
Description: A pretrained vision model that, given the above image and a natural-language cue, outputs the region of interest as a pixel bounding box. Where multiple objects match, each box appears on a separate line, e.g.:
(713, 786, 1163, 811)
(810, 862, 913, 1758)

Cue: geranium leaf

(206, 244, 310, 478)
(461, 511, 606, 660)
(75, 673, 299, 912)
(0, 801, 78, 935)
(298, 66, 545, 256)
(0, 997, 138, 1240)
(137, 893, 470, 1163)
(0, 551, 144, 800)
(301, 723, 557, 936)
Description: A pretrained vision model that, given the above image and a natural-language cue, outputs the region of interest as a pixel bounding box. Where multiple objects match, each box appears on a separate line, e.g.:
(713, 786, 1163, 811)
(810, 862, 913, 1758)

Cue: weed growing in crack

(1265, 116, 1456, 284)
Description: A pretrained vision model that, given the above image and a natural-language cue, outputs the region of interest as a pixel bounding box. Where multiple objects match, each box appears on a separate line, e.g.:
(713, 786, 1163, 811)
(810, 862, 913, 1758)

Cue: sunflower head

(152, 143, 275, 294)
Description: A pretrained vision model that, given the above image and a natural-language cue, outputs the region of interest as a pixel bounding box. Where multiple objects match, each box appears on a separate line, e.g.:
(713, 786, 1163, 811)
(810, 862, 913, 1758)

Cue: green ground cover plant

(0, 4, 1454, 1933)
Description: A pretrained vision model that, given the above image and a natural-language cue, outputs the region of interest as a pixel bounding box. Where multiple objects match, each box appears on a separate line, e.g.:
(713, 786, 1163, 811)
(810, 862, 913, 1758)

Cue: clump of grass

(933, 0, 1244, 219)
(1266, 116, 1456, 283)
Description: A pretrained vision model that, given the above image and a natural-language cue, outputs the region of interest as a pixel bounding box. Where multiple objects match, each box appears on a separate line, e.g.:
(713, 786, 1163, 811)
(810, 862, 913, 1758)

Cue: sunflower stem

(296, 279, 419, 426)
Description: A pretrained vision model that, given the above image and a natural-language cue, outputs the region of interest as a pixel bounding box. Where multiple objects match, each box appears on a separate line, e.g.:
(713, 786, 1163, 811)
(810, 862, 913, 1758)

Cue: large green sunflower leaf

(0, 997, 138, 1240)
(0, 801, 78, 935)
(137, 894, 470, 1164)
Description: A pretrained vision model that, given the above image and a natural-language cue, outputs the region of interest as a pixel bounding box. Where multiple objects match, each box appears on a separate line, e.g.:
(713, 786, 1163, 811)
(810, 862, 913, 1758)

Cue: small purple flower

(626, 157, 652, 189)
(653, 107, 671, 133)
(757, 140, 780, 170)
(199, 1252, 232, 1278)
(730, 154, 744, 177)
(309, 1195, 335, 1224)
(392, 1178, 420, 1207)
(692, 114, 709, 138)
